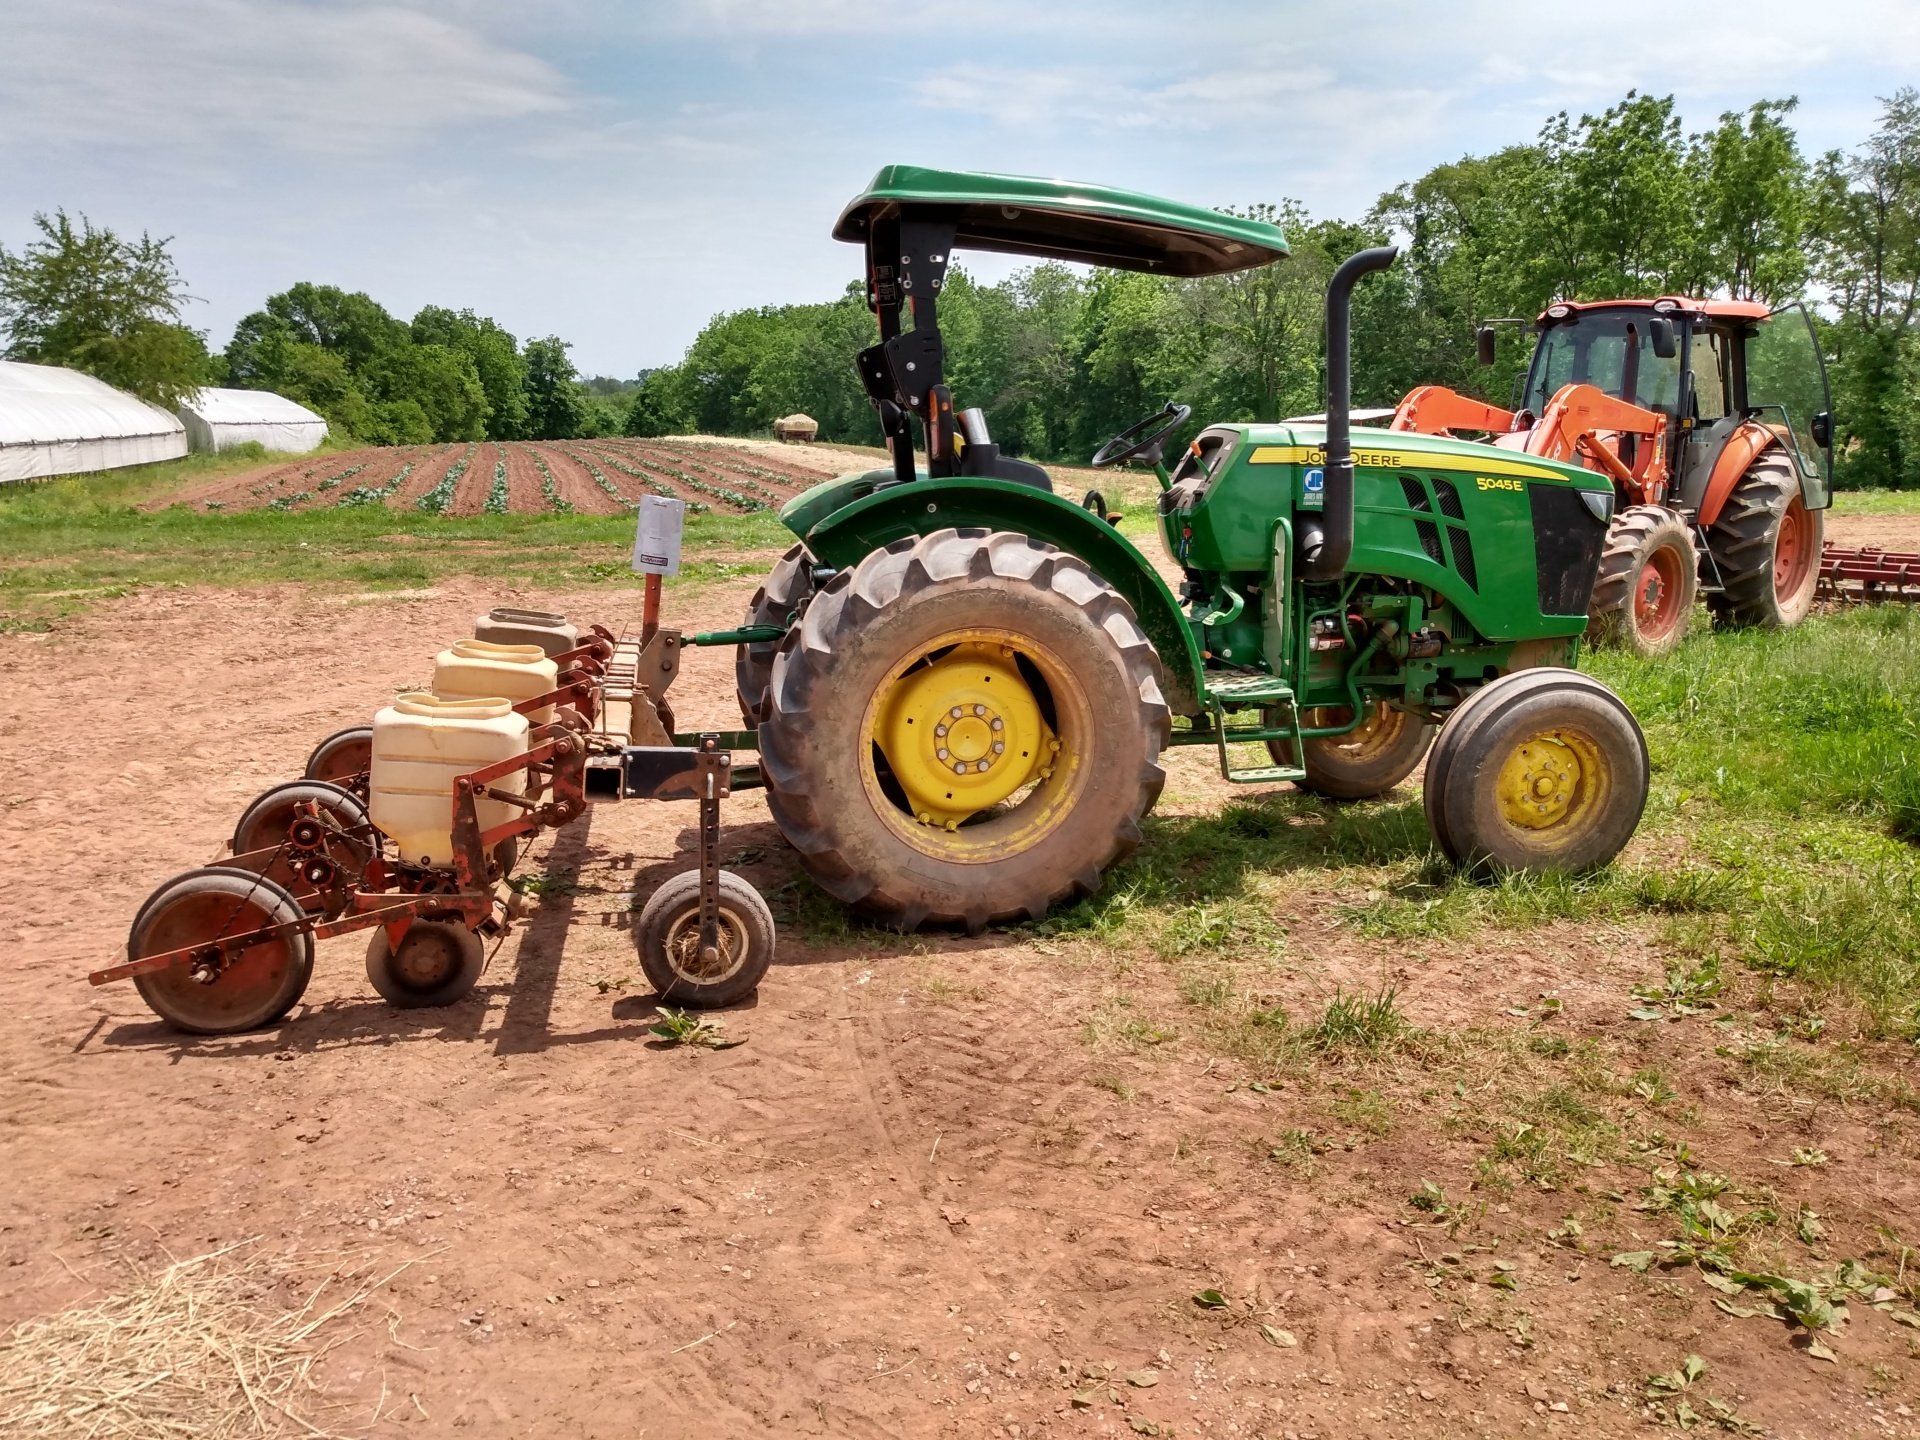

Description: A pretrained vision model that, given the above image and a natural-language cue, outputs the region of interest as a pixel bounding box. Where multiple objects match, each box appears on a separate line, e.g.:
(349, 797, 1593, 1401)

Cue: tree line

(0, 222, 631, 443)
(2, 87, 1915, 486)
(628, 88, 1920, 490)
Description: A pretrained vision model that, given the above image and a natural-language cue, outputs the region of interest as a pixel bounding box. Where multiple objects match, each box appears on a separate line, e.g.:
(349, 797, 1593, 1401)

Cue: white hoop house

(0, 360, 188, 483)
(177, 387, 328, 455)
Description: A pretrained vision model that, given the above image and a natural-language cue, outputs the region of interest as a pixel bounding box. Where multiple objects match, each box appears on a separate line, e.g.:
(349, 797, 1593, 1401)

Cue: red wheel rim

(1634, 544, 1686, 642)
(1774, 495, 1814, 601)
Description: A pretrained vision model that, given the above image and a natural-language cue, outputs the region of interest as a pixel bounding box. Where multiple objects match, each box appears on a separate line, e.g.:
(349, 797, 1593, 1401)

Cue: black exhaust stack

(1300, 244, 1399, 582)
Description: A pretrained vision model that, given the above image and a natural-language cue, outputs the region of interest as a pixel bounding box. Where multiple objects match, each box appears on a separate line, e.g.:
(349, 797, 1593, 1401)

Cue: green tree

(523, 335, 588, 439)
(1683, 99, 1811, 302)
(262, 283, 409, 370)
(411, 306, 528, 439)
(1813, 87, 1920, 487)
(0, 210, 210, 406)
(624, 367, 693, 437)
(363, 342, 487, 442)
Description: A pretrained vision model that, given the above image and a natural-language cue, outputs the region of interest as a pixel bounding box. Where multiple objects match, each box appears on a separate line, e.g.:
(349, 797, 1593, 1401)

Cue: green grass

(1056, 604, 1920, 1047)
(0, 450, 790, 626)
(1831, 488, 1920, 516)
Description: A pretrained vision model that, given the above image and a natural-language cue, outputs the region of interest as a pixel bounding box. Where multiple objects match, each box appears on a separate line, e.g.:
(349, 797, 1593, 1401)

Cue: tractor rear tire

(759, 528, 1170, 933)
(735, 544, 816, 725)
(1267, 701, 1435, 800)
(1705, 452, 1822, 630)
(1587, 505, 1697, 656)
(1424, 669, 1647, 875)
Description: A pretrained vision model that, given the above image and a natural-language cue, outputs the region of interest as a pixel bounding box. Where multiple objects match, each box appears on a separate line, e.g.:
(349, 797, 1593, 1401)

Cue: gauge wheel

(304, 725, 374, 800)
(758, 528, 1170, 932)
(636, 869, 775, 1008)
(1266, 701, 1436, 799)
(229, 779, 372, 918)
(1705, 452, 1823, 630)
(1424, 668, 1648, 875)
(735, 544, 817, 725)
(365, 918, 487, 1009)
(1587, 505, 1698, 657)
(129, 867, 314, 1034)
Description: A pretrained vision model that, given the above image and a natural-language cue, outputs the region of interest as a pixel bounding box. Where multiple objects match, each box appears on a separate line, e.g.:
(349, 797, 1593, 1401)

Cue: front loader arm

(1390, 386, 1517, 437)
(1526, 383, 1670, 506)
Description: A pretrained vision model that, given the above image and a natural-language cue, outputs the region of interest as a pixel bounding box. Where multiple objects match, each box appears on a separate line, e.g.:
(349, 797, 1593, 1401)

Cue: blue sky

(1, 0, 1913, 376)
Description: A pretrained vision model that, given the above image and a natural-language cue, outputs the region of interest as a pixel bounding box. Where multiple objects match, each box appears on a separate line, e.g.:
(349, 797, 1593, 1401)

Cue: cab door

(1741, 301, 1834, 509)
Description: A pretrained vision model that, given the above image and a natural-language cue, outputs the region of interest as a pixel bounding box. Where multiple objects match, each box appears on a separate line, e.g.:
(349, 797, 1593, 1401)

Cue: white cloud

(0, 0, 570, 156)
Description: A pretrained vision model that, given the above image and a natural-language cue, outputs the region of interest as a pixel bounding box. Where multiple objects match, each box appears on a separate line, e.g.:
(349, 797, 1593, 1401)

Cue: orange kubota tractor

(1391, 297, 1834, 655)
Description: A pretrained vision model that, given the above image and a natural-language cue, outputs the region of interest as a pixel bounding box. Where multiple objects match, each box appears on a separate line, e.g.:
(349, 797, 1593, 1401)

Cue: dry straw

(0, 1237, 427, 1438)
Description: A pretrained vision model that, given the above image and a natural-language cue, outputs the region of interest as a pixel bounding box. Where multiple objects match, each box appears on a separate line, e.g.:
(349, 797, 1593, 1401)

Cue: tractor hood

(1237, 422, 1609, 490)
(833, 165, 1289, 277)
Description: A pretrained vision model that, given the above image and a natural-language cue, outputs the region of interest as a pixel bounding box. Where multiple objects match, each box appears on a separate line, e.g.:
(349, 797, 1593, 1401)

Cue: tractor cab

(829, 164, 1288, 493)
(1513, 297, 1834, 513)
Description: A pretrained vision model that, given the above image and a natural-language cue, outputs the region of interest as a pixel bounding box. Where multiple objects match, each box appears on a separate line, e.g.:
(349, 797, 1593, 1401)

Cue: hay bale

(773, 413, 818, 443)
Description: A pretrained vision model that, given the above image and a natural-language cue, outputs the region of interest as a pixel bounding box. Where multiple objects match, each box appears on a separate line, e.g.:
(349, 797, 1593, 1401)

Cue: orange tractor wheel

(1706, 453, 1823, 630)
(1587, 506, 1698, 657)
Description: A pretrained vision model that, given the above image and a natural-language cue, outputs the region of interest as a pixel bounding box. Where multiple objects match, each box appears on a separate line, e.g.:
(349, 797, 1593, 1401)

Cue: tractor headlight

(1577, 488, 1615, 524)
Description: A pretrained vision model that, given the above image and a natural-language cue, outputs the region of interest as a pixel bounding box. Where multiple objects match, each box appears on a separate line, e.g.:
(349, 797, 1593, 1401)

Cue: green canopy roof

(833, 165, 1289, 277)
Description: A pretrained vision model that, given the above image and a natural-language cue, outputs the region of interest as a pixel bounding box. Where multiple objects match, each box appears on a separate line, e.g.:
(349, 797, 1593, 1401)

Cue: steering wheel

(1090, 401, 1192, 469)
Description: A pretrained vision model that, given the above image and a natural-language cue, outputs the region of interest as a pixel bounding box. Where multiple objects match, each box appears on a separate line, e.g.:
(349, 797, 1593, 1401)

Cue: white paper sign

(632, 494, 686, 576)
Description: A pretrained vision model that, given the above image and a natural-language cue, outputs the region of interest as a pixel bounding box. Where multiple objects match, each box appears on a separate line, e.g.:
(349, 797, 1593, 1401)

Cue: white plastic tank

(370, 694, 530, 868)
(474, 606, 581, 658)
(432, 638, 559, 725)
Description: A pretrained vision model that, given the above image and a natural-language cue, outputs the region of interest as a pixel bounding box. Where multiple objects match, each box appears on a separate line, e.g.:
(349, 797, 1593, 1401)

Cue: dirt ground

(5, 524, 1920, 1437)
(11, 568, 1920, 1440)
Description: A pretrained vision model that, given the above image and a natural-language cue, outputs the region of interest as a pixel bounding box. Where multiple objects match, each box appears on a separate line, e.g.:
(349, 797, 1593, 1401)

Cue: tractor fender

(790, 476, 1207, 715)
(1695, 421, 1781, 529)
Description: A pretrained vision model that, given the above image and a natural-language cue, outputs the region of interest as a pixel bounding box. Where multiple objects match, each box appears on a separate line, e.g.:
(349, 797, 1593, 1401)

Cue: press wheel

(129, 867, 314, 1034)
(365, 918, 487, 1009)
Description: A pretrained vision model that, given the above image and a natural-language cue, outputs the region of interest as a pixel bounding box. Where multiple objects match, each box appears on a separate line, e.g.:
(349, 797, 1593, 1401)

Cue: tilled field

(165, 438, 852, 516)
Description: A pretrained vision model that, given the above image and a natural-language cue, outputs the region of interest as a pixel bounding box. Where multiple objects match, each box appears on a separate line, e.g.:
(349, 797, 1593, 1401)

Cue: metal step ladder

(1200, 673, 1305, 785)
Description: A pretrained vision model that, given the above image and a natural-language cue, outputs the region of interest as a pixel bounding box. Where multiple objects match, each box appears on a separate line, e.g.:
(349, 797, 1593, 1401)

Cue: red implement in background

(1817, 544, 1920, 604)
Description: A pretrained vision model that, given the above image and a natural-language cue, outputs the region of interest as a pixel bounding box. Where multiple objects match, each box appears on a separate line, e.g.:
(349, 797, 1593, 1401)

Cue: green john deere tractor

(730, 166, 1649, 931)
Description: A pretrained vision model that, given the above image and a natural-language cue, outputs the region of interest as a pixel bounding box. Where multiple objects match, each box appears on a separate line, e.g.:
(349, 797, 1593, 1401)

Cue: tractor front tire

(1705, 452, 1822, 630)
(1424, 669, 1648, 876)
(759, 528, 1170, 932)
(1268, 701, 1435, 800)
(1587, 505, 1697, 656)
(735, 543, 816, 725)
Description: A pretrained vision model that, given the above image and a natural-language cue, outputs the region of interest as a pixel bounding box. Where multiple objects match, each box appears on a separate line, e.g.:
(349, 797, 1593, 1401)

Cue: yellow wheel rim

(1494, 728, 1608, 835)
(859, 627, 1086, 864)
(870, 639, 1054, 828)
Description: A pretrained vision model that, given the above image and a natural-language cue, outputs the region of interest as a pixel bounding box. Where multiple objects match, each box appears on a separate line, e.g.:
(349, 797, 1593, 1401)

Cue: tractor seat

(955, 407, 1053, 492)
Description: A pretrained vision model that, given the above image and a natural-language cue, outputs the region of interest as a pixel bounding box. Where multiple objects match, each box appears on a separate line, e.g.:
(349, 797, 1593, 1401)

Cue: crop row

(267, 460, 368, 512)
(416, 445, 475, 515)
(645, 444, 803, 498)
(484, 455, 509, 515)
(338, 460, 413, 508)
(564, 446, 708, 513)
(526, 449, 573, 514)
(592, 445, 764, 512)
(624, 445, 787, 507)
